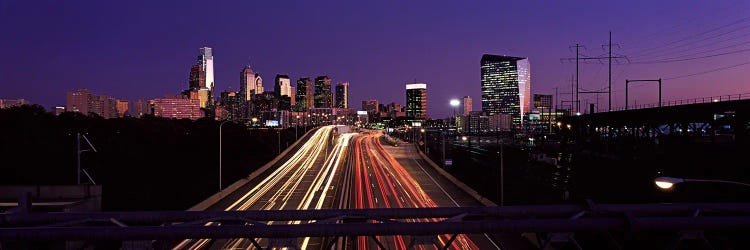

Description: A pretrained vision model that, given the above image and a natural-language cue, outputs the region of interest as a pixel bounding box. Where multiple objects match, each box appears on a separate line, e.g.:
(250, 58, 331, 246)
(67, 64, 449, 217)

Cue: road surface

(173, 125, 355, 250)
(349, 131, 501, 249)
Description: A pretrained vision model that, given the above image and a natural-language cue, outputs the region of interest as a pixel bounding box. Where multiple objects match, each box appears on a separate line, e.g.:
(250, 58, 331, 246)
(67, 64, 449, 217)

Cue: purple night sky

(2, 0, 749, 118)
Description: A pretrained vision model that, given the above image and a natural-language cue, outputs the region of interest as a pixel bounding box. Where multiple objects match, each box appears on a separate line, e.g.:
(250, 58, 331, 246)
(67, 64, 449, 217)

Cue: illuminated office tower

(335, 82, 349, 109)
(480, 54, 530, 128)
(405, 83, 427, 119)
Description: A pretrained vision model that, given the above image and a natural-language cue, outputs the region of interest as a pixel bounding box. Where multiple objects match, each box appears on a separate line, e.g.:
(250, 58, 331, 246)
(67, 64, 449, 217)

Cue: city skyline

(3, 1, 750, 118)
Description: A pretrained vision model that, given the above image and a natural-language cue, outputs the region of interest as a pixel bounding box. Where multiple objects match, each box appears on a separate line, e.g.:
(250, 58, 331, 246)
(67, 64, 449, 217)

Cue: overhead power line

(631, 30, 750, 60)
(630, 47, 750, 64)
(664, 60, 750, 80)
(629, 16, 750, 58)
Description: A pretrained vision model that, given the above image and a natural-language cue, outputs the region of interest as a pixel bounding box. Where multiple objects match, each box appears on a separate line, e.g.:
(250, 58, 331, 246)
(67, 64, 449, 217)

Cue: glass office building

(480, 54, 530, 128)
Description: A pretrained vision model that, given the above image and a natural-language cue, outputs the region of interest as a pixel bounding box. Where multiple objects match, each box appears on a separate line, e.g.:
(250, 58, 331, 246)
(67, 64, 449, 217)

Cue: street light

(295, 115, 300, 141)
(420, 128, 427, 153)
(450, 99, 460, 129)
(655, 176, 750, 190)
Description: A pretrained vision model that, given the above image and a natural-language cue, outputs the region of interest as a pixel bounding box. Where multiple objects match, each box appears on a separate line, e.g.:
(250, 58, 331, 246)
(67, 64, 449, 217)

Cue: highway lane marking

(409, 149, 503, 250)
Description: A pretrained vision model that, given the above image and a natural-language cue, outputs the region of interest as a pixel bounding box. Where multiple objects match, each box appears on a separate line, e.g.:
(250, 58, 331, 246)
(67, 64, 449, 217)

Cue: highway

(173, 125, 356, 250)
(349, 131, 502, 250)
(173, 127, 505, 249)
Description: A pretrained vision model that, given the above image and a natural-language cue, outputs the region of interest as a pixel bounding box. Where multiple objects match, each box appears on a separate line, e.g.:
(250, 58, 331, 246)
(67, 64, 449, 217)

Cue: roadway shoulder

(415, 145, 498, 206)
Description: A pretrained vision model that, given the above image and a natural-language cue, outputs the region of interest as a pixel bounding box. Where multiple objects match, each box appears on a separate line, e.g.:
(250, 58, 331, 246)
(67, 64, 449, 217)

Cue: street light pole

(500, 140, 504, 206)
(76, 133, 98, 185)
(441, 130, 446, 166)
(420, 128, 427, 153)
(77, 133, 81, 185)
(219, 120, 231, 192)
(295, 115, 300, 141)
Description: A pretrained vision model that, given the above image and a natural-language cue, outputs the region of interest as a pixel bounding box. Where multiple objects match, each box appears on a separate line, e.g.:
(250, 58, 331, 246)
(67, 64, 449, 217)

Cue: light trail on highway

(174, 125, 355, 250)
(351, 132, 480, 250)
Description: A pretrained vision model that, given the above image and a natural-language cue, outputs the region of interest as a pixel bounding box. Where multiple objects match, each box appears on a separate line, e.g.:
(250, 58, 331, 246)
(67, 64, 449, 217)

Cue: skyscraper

(187, 47, 214, 109)
(462, 96, 472, 115)
(295, 78, 314, 111)
(240, 65, 256, 101)
(362, 99, 379, 122)
(335, 82, 349, 109)
(405, 83, 427, 119)
(254, 73, 264, 94)
(289, 86, 296, 107)
(274, 74, 292, 97)
(480, 54, 530, 128)
(273, 74, 292, 111)
(189, 64, 205, 90)
(199, 47, 214, 92)
(314, 76, 332, 108)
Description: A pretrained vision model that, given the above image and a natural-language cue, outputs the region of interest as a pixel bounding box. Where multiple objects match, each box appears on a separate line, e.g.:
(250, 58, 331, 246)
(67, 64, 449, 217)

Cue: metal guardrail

(3, 203, 750, 241)
(607, 93, 750, 112)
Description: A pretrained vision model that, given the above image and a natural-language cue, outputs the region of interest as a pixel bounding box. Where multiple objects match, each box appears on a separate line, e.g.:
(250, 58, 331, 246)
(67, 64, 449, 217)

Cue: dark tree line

(0, 105, 302, 211)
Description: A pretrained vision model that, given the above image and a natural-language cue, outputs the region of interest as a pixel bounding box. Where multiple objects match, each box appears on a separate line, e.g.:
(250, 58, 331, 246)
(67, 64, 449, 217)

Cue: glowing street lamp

(655, 176, 750, 190)
(450, 99, 460, 129)
(420, 128, 427, 153)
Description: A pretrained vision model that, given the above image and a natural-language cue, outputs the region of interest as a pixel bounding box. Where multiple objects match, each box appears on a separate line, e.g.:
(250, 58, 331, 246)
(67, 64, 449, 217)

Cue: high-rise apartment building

(66, 89, 93, 115)
(295, 78, 314, 111)
(133, 99, 152, 118)
(0, 99, 29, 109)
(405, 83, 427, 119)
(462, 96, 472, 115)
(314, 76, 333, 108)
(480, 54, 530, 128)
(153, 97, 203, 120)
(335, 82, 349, 109)
(116, 99, 129, 117)
(66, 89, 118, 118)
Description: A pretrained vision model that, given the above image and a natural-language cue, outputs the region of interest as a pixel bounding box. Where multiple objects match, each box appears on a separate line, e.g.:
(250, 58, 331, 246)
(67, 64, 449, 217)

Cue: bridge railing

(609, 92, 750, 112)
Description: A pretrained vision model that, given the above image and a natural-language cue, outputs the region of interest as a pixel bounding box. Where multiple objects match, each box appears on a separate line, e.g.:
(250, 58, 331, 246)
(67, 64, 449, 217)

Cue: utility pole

(573, 44, 582, 113)
(608, 31, 613, 111)
(554, 86, 559, 111)
(562, 34, 626, 113)
(571, 74, 574, 112)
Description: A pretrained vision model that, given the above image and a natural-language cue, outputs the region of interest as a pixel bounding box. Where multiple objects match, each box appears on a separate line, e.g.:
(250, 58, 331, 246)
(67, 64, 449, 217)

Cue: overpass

(3, 202, 750, 249)
(559, 95, 750, 142)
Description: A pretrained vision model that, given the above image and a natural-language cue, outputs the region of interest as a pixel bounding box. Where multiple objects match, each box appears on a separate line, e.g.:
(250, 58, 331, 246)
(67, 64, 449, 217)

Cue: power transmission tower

(561, 32, 627, 112)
